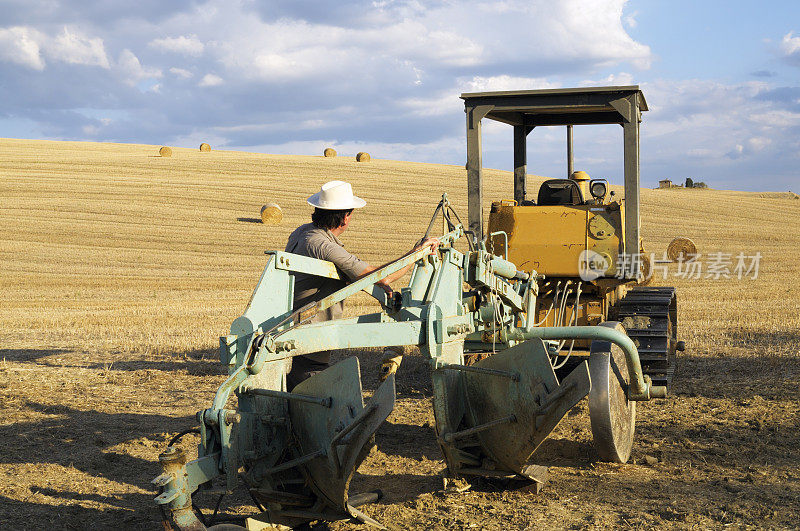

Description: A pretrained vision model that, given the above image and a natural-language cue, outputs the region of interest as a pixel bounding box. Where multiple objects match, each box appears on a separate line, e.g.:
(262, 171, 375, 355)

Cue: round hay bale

(260, 203, 283, 225)
(323, 147, 337, 157)
(666, 237, 697, 262)
(159, 146, 172, 157)
(199, 143, 211, 152)
(356, 152, 371, 162)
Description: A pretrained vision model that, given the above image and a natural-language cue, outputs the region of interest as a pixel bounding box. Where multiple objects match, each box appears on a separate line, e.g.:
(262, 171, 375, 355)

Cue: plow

(154, 86, 681, 529)
(155, 198, 667, 530)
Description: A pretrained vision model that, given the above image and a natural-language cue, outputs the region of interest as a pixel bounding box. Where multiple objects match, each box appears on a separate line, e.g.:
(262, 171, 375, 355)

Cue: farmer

(284, 180, 438, 390)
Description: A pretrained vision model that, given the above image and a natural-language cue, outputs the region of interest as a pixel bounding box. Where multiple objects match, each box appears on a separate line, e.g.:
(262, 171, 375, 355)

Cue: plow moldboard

(464, 339, 591, 473)
(289, 357, 395, 511)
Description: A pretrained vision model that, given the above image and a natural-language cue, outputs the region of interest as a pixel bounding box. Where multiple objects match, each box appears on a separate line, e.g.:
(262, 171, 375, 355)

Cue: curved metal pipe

(506, 325, 666, 400)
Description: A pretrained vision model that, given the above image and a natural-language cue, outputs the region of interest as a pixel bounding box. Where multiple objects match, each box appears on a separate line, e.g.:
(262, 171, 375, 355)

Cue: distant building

(658, 179, 672, 189)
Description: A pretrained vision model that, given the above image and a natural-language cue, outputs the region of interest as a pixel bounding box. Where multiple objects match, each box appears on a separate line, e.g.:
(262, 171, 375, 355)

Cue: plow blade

(457, 339, 591, 480)
(289, 356, 395, 524)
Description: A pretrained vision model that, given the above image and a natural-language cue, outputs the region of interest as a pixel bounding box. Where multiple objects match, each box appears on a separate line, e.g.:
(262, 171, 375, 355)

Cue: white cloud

(0, 26, 46, 70)
(638, 78, 797, 172)
(581, 72, 635, 86)
(748, 110, 800, 127)
(462, 75, 558, 93)
(198, 73, 223, 87)
(460, 0, 651, 69)
(0, 25, 111, 70)
(200, 0, 647, 83)
(169, 67, 193, 78)
(688, 148, 715, 158)
(780, 31, 800, 67)
(401, 74, 585, 117)
(624, 11, 638, 29)
(149, 34, 204, 57)
(116, 49, 162, 86)
(747, 136, 772, 152)
(781, 31, 800, 56)
(400, 76, 556, 117)
(555, 0, 651, 69)
(47, 27, 109, 68)
(401, 92, 460, 117)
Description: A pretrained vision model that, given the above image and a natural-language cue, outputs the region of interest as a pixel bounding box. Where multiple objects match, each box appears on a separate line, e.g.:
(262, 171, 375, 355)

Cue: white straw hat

(307, 180, 366, 210)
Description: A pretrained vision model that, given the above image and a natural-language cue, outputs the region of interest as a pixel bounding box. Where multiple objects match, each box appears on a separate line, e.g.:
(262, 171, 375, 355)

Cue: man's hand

(416, 237, 440, 253)
(370, 237, 441, 294)
(377, 279, 393, 295)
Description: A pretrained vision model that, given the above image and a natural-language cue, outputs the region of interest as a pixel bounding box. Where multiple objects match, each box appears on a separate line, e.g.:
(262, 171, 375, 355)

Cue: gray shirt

(285, 222, 368, 331)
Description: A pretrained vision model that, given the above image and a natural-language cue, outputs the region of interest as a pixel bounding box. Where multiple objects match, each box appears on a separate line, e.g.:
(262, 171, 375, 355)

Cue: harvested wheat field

(1, 137, 799, 530)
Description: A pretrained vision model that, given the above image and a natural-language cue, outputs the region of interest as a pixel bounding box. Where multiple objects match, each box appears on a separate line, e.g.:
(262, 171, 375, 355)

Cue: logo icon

(579, 250, 611, 281)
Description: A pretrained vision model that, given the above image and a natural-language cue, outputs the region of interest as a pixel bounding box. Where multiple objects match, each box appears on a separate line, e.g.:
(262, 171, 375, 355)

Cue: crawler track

(614, 286, 678, 388)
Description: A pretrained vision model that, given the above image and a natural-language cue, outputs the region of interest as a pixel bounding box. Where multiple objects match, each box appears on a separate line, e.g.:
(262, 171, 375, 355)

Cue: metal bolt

(161, 446, 178, 457)
(159, 446, 186, 465)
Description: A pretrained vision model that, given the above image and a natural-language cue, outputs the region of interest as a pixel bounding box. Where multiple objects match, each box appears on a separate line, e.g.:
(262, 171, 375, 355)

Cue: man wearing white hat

(285, 180, 438, 390)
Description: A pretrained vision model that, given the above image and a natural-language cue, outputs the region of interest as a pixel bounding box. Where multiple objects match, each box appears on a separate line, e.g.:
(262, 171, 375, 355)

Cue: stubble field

(1, 138, 799, 529)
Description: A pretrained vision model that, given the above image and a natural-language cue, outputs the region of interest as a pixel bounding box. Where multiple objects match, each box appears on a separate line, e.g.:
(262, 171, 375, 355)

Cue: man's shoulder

(287, 223, 337, 253)
(292, 223, 332, 242)
(288, 222, 316, 239)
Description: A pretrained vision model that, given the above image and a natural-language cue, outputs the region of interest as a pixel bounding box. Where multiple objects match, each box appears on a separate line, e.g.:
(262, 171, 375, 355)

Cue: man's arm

(358, 238, 440, 293)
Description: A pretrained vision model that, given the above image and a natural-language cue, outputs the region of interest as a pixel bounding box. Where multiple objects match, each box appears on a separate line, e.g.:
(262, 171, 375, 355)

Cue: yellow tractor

(462, 86, 683, 388)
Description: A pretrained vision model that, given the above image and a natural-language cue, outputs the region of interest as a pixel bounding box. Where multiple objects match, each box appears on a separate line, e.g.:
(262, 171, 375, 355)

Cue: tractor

(462, 86, 682, 389)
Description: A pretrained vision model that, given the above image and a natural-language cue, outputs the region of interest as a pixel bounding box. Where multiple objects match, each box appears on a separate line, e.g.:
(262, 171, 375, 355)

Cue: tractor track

(614, 286, 678, 389)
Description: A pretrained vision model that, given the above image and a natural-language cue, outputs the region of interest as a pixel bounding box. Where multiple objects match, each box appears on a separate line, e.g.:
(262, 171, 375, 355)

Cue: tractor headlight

(590, 180, 607, 199)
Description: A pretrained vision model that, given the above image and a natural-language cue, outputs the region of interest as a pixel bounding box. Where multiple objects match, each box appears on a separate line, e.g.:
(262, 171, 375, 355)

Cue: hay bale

(199, 143, 211, 152)
(356, 152, 370, 162)
(667, 237, 697, 262)
(260, 203, 283, 225)
(159, 146, 172, 157)
(323, 147, 337, 157)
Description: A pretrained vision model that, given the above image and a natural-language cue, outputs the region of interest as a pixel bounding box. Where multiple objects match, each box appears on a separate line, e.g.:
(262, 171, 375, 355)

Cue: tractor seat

(537, 179, 585, 206)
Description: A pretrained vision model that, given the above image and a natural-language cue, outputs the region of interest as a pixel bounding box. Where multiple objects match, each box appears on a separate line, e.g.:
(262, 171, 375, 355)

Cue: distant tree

(685, 177, 694, 188)
(694, 181, 708, 189)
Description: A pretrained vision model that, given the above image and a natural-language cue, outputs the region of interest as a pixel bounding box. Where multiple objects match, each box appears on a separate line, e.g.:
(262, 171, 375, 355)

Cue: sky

(0, 0, 798, 191)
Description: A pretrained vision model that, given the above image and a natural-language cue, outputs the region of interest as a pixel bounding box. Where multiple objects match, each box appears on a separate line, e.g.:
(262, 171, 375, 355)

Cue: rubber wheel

(588, 321, 636, 463)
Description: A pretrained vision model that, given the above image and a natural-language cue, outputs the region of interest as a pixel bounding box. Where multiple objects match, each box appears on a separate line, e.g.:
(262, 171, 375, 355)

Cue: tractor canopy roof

(459, 86, 647, 127)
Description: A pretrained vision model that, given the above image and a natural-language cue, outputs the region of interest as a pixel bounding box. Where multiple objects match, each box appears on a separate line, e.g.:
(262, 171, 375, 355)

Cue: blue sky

(0, 0, 798, 191)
